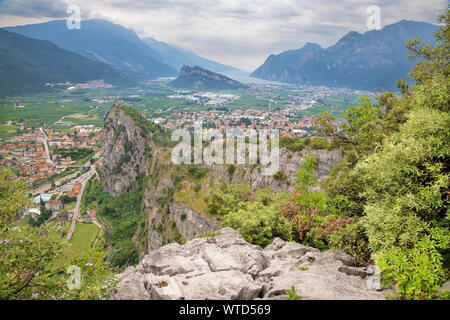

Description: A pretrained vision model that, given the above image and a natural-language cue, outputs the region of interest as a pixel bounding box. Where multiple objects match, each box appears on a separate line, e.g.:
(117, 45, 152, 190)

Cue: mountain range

(5, 19, 240, 81)
(142, 38, 238, 74)
(251, 20, 439, 91)
(0, 29, 134, 96)
(170, 65, 248, 90)
(4, 19, 178, 80)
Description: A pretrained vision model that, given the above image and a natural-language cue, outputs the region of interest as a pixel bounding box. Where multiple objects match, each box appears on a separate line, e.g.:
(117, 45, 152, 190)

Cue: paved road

(40, 128, 60, 168)
(66, 166, 96, 240)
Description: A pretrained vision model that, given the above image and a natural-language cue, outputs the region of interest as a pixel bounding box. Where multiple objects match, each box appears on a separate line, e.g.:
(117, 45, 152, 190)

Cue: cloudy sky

(0, 0, 447, 71)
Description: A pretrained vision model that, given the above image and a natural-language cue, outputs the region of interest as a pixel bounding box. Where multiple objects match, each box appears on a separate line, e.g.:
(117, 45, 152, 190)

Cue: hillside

(5, 19, 177, 80)
(169, 65, 248, 90)
(143, 37, 239, 73)
(0, 29, 133, 96)
(251, 20, 439, 91)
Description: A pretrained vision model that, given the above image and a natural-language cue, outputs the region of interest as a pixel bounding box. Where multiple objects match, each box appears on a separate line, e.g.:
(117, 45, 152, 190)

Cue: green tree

(0, 168, 115, 300)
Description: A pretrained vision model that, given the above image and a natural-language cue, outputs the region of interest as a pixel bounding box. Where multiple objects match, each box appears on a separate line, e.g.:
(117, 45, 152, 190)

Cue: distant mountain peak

(170, 65, 247, 90)
(142, 37, 239, 73)
(4, 19, 177, 80)
(251, 19, 439, 91)
(302, 42, 323, 49)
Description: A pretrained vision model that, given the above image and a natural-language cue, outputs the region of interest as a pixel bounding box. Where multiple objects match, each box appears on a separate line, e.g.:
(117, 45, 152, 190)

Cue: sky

(0, 0, 447, 71)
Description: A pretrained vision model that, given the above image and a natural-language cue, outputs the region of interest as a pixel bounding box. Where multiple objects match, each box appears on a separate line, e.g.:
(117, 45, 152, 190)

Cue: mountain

(251, 20, 439, 91)
(0, 29, 134, 96)
(169, 65, 248, 90)
(142, 37, 239, 73)
(4, 19, 177, 80)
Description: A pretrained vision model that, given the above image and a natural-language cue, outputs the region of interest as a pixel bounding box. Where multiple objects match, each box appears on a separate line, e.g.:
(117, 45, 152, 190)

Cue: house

(45, 200, 62, 211)
(57, 211, 69, 224)
(22, 207, 41, 219)
(33, 194, 52, 204)
(88, 208, 97, 219)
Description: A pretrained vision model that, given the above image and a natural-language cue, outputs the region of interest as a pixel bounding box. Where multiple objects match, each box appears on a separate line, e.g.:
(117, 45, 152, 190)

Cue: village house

(45, 199, 62, 211)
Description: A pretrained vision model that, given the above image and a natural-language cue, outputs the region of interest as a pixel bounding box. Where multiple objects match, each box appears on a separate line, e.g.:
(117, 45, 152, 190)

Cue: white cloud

(0, 0, 447, 71)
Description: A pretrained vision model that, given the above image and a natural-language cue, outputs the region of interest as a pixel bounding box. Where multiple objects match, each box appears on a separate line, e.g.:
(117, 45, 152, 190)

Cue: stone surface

(112, 228, 386, 300)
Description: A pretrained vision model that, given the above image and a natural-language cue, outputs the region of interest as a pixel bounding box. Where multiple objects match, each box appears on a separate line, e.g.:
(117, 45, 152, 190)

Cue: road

(40, 127, 60, 168)
(28, 169, 81, 195)
(66, 165, 96, 240)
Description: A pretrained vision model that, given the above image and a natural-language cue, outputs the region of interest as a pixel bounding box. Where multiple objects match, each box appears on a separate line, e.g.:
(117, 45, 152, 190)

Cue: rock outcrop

(170, 65, 248, 90)
(113, 228, 385, 300)
(99, 104, 168, 196)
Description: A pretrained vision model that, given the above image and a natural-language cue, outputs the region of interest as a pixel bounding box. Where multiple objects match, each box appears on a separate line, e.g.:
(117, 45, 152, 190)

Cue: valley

(0, 2, 448, 303)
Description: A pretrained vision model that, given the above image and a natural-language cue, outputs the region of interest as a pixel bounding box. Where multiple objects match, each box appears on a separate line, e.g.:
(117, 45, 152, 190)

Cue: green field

(297, 94, 359, 118)
(66, 222, 101, 261)
(0, 84, 363, 130)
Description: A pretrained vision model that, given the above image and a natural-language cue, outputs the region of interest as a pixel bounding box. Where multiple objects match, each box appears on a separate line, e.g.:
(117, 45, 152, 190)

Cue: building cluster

(154, 109, 340, 138)
(0, 130, 57, 183)
(0, 125, 102, 184)
(167, 92, 240, 106)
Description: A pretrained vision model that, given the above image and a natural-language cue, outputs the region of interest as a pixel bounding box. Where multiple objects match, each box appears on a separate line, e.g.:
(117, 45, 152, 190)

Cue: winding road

(65, 165, 96, 240)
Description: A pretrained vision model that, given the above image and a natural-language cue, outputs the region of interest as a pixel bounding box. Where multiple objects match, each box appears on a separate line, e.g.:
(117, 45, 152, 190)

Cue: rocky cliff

(100, 105, 343, 253)
(99, 104, 166, 196)
(113, 228, 386, 300)
(141, 146, 343, 250)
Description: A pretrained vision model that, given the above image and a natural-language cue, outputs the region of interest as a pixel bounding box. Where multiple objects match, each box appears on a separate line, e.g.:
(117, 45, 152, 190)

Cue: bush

(308, 137, 330, 150)
(273, 170, 288, 183)
(223, 202, 293, 247)
(328, 220, 370, 266)
(375, 236, 446, 300)
(187, 164, 208, 179)
(227, 165, 236, 180)
(205, 184, 252, 215)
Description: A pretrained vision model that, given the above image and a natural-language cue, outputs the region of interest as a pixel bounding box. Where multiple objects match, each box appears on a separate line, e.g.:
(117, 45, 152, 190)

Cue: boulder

(112, 228, 385, 300)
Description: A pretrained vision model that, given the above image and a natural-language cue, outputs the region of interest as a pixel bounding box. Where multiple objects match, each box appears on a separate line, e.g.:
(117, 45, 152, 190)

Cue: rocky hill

(251, 20, 439, 91)
(100, 104, 343, 252)
(97, 105, 396, 300)
(113, 228, 386, 300)
(170, 65, 248, 90)
(99, 103, 170, 196)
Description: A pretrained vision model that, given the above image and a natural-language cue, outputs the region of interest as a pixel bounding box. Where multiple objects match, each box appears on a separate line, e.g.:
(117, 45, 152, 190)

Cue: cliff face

(112, 228, 386, 300)
(99, 104, 157, 196)
(100, 105, 343, 252)
(141, 147, 343, 250)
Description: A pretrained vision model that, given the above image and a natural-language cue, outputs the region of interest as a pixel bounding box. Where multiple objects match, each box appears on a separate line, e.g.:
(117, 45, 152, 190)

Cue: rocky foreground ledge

(112, 228, 385, 300)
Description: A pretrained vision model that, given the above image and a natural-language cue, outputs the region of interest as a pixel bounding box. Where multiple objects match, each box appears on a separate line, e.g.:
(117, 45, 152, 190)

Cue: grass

(64, 222, 100, 261)
(64, 202, 76, 211)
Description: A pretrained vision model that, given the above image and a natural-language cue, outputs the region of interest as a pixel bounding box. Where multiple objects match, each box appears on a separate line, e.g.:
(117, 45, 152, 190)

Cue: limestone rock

(112, 228, 386, 300)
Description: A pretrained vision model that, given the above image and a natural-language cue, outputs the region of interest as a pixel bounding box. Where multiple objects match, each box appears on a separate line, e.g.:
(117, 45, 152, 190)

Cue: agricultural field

(64, 222, 102, 262)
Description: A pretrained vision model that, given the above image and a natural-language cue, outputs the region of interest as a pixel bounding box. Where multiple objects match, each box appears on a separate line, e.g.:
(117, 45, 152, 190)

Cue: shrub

(222, 202, 293, 247)
(308, 137, 330, 150)
(375, 236, 446, 300)
(227, 165, 236, 180)
(273, 170, 288, 183)
(328, 220, 370, 266)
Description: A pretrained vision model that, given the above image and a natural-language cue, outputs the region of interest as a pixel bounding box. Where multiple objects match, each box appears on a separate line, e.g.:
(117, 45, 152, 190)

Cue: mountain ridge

(170, 65, 248, 90)
(143, 37, 239, 73)
(251, 20, 440, 91)
(0, 29, 134, 96)
(4, 19, 178, 80)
